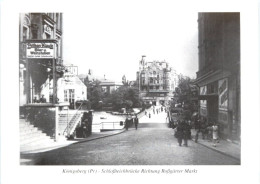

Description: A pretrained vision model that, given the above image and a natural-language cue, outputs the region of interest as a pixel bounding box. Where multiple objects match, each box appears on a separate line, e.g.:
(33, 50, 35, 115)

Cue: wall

(25, 106, 56, 137)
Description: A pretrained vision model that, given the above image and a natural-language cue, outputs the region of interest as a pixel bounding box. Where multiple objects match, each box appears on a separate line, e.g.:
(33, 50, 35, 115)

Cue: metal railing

(63, 102, 83, 137)
(101, 122, 124, 129)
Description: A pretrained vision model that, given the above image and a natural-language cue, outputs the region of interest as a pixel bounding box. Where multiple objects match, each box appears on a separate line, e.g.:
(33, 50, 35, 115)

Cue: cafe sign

(26, 42, 55, 58)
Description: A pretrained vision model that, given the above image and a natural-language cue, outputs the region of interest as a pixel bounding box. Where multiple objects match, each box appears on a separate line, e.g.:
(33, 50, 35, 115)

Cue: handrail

(101, 121, 123, 129)
(63, 102, 84, 136)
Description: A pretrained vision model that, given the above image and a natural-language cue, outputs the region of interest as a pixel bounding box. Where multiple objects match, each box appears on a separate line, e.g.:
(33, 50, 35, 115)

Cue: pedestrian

(194, 117, 201, 143)
(145, 111, 147, 116)
(33, 96, 39, 103)
(200, 117, 207, 140)
(82, 121, 88, 138)
(207, 122, 213, 141)
(176, 121, 184, 146)
(183, 120, 191, 146)
(40, 95, 46, 103)
(134, 115, 139, 130)
(212, 122, 219, 147)
(149, 113, 151, 118)
(125, 116, 131, 131)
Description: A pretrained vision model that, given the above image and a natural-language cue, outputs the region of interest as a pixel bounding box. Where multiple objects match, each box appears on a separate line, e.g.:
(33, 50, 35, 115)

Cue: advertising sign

(218, 78, 228, 109)
(200, 86, 207, 107)
(26, 42, 55, 58)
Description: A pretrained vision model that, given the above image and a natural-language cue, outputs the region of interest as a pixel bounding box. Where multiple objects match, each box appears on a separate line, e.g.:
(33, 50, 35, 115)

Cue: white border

(1, 0, 260, 183)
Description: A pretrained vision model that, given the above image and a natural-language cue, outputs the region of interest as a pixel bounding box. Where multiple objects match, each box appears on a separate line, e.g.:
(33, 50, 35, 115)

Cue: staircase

(58, 110, 83, 138)
(20, 118, 55, 153)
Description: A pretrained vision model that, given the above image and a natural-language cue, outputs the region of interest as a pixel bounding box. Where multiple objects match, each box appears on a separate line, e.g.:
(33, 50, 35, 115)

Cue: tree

(84, 79, 104, 110)
(173, 75, 198, 117)
(106, 85, 143, 111)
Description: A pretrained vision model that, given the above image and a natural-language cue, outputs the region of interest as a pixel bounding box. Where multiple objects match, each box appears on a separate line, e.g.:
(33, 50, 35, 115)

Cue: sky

(62, 1, 199, 81)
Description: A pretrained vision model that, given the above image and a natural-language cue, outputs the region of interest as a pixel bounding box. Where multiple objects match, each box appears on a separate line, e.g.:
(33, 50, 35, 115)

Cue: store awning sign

(26, 42, 55, 58)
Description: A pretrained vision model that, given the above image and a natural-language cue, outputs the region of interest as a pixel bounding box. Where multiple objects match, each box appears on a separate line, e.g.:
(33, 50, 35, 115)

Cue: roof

(99, 79, 123, 86)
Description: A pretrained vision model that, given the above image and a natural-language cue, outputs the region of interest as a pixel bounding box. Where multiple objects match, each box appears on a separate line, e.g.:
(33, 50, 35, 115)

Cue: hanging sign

(26, 42, 55, 58)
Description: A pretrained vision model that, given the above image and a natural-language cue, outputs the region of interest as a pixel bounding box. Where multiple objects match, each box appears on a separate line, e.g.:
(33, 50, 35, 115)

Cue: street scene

(21, 107, 239, 165)
(19, 12, 240, 165)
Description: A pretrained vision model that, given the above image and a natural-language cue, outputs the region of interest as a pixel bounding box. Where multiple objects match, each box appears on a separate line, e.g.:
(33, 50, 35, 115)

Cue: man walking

(134, 115, 139, 130)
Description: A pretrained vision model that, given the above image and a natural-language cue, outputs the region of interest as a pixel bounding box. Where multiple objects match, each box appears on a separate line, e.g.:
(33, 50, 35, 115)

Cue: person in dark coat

(125, 116, 132, 130)
(134, 115, 139, 130)
(176, 121, 184, 146)
(182, 120, 191, 146)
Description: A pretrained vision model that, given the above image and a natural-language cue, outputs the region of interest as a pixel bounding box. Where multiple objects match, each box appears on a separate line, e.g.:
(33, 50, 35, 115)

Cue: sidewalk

(20, 129, 125, 155)
(190, 129, 241, 161)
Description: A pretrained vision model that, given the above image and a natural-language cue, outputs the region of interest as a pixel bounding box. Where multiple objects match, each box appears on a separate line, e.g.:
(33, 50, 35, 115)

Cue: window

(102, 86, 107, 92)
(150, 78, 153, 83)
(64, 90, 68, 102)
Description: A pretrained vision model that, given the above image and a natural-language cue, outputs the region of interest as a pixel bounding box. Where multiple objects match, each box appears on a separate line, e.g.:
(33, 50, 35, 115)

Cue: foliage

(84, 77, 143, 111)
(107, 86, 143, 111)
(172, 76, 198, 115)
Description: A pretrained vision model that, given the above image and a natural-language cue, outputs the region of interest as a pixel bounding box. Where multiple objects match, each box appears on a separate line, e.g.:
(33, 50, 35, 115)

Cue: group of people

(194, 116, 219, 146)
(174, 120, 191, 147)
(172, 114, 219, 147)
(144, 105, 167, 119)
(125, 115, 139, 130)
(33, 95, 47, 103)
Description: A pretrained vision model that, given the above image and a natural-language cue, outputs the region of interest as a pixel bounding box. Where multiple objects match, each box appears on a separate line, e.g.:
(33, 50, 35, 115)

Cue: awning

(198, 93, 218, 100)
(193, 69, 231, 87)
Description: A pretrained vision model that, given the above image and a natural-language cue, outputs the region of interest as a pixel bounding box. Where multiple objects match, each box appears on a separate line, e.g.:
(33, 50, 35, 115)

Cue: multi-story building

(19, 13, 67, 142)
(194, 13, 240, 141)
(19, 13, 63, 105)
(136, 56, 179, 106)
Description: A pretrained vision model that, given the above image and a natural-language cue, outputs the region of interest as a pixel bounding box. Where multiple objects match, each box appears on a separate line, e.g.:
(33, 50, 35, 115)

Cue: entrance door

(207, 96, 218, 123)
(68, 89, 75, 109)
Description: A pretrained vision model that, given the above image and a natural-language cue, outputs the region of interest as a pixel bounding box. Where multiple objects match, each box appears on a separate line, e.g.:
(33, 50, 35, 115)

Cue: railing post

(55, 106, 59, 142)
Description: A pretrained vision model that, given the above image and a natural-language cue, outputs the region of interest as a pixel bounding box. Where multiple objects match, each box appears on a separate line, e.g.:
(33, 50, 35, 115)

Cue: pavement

(190, 129, 241, 160)
(20, 130, 125, 155)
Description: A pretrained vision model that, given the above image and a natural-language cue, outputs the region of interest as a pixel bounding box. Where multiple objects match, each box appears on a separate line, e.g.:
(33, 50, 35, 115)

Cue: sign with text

(218, 78, 228, 110)
(26, 42, 55, 58)
(200, 86, 207, 107)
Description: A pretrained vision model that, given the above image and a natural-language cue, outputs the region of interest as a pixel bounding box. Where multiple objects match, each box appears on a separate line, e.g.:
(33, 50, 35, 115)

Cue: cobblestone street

(21, 109, 239, 165)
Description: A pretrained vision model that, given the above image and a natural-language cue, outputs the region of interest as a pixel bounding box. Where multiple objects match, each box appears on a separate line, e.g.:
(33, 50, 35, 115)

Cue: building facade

(99, 79, 123, 94)
(194, 13, 240, 141)
(19, 13, 63, 106)
(136, 56, 179, 106)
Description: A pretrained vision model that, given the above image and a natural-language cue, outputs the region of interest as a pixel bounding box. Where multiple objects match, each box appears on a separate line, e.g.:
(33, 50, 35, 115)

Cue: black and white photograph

(18, 12, 241, 165)
(1, 0, 260, 183)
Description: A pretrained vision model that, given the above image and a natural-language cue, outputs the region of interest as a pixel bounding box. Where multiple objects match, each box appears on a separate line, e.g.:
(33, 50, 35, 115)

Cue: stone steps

(20, 119, 55, 149)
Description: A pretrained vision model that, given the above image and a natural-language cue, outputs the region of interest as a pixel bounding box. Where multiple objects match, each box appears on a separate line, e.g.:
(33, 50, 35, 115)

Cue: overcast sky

(63, 1, 198, 81)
